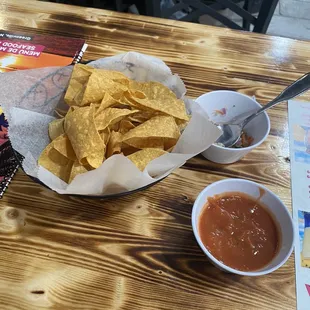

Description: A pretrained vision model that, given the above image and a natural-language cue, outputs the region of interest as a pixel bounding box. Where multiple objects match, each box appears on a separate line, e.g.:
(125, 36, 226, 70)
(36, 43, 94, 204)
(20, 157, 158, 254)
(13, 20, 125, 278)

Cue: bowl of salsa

(192, 179, 294, 276)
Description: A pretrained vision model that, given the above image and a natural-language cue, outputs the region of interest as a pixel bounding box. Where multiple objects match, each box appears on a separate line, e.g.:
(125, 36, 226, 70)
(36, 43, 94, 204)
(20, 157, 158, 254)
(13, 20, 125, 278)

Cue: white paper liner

(2, 52, 221, 195)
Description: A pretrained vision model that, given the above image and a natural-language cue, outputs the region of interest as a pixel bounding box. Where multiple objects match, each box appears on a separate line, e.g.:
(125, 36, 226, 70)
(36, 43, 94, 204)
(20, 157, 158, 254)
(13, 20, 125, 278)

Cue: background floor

(267, 2, 310, 41)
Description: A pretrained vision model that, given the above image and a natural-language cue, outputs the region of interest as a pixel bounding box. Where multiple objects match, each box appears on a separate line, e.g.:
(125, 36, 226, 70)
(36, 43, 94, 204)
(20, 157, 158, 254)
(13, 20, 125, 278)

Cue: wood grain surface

(1, 0, 310, 309)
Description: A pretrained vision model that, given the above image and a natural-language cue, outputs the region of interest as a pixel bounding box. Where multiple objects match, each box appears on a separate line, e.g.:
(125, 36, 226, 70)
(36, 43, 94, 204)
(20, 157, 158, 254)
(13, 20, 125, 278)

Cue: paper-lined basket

(2, 52, 221, 197)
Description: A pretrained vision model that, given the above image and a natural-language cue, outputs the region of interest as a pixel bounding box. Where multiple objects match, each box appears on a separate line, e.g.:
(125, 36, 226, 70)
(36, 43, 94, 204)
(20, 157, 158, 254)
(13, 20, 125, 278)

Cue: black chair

(144, 0, 279, 34)
(50, 0, 129, 11)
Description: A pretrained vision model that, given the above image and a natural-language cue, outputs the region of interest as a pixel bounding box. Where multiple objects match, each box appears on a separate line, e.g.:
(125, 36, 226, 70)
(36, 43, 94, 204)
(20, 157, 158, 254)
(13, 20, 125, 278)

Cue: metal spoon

(216, 72, 310, 148)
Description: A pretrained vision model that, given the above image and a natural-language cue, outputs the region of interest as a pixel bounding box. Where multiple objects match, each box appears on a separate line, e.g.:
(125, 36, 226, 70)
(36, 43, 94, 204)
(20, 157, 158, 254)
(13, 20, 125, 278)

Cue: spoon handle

(242, 72, 310, 127)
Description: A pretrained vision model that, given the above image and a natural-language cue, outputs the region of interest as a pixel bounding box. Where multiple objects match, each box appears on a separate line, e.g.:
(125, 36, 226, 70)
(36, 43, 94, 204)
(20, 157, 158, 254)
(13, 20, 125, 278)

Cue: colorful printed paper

(288, 100, 310, 310)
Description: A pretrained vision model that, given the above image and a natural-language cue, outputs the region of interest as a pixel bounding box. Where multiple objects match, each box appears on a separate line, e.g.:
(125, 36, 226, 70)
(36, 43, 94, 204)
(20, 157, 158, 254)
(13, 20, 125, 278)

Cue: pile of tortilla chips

(38, 64, 190, 184)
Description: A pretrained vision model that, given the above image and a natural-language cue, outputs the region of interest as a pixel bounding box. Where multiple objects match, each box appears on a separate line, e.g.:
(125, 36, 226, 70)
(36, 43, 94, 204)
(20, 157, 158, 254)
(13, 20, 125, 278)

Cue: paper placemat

(288, 100, 310, 310)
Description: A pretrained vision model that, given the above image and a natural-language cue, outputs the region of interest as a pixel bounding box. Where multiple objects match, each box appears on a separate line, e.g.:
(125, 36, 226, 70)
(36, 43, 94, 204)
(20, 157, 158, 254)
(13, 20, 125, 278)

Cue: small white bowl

(196, 91, 270, 164)
(192, 179, 294, 276)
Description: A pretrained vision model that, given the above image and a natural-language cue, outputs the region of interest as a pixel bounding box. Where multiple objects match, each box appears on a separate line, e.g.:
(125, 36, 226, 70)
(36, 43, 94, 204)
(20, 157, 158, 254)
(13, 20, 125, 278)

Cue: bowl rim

(196, 90, 271, 152)
(191, 178, 294, 276)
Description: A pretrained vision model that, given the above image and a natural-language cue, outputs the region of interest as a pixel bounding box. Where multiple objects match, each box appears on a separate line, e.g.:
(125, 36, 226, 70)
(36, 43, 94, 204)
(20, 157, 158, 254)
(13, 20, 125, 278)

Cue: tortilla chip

(38, 143, 73, 183)
(69, 160, 89, 183)
(64, 79, 83, 107)
(96, 93, 119, 115)
(64, 64, 95, 106)
(90, 103, 101, 110)
(125, 138, 166, 150)
(115, 92, 138, 106)
(127, 88, 147, 100)
(53, 134, 76, 161)
(48, 118, 65, 140)
(177, 119, 189, 132)
(97, 68, 128, 80)
(71, 64, 95, 83)
(81, 70, 129, 105)
(95, 108, 138, 131)
(128, 81, 189, 121)
(128, 110, 156, 124)
(65, 106, 76, 118)
(127, 148, 167, 171)
(100, 128, 110, 145)
(122, 144, 140, 156)
(109, 122, 120, 132)
(86, 151, 105, 169)
(122, 115, 180, 150)
(106, 131, 123, 158)
(118, 119, 135, 134)
(64, 106, 104, 161)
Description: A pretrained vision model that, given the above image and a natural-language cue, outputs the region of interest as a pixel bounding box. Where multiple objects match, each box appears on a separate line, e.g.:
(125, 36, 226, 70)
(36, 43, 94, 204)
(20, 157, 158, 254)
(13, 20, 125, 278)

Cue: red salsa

(233, 131, 254, 148)
(199, 192, 280, 271)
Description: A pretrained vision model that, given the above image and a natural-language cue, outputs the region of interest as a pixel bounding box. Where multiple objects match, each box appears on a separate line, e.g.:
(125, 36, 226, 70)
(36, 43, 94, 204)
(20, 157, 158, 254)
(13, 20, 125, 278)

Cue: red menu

(0, 31, 87, 72)
(0, 30, 87, 197)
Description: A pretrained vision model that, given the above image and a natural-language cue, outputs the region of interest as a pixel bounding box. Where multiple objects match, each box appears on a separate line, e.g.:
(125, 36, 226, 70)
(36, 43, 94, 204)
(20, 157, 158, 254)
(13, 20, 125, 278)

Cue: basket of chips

(3, 52, 221, 197)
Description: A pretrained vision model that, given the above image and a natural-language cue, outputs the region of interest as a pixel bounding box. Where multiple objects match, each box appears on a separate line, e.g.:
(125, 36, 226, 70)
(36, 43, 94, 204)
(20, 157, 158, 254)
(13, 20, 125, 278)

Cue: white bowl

(192, 179, 294, 276)
(196, 91, 270, 164)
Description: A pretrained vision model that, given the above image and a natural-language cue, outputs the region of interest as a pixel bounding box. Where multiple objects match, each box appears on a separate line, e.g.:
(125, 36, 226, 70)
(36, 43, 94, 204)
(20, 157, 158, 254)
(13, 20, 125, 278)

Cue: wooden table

(1, 1, 309, 309)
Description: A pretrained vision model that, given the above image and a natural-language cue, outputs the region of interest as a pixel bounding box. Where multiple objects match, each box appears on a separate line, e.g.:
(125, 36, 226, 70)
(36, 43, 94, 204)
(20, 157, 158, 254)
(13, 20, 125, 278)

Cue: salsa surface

(199, 192, 279, 271)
